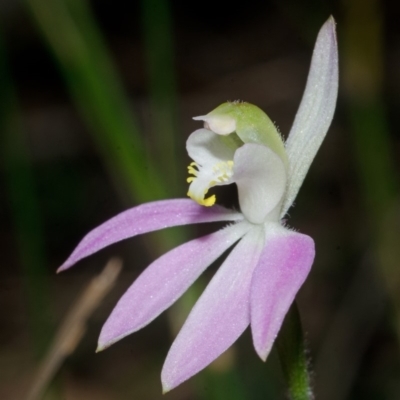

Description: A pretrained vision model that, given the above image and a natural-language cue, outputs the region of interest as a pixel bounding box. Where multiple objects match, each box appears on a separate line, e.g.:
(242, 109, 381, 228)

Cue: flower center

(186, 160, 234, 206)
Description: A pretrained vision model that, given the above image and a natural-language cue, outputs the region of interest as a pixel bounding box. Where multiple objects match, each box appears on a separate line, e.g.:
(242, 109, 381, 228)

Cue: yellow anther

(187, 166, 198, 176)
(202, 195, 216, 206)
(186, 160, 233, 208)
(187, 191, 216, 207)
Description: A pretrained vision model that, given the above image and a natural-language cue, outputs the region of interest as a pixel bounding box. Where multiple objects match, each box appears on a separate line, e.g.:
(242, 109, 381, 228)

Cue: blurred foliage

(0, 33, 52, 357)
(26, 0, 166, 202)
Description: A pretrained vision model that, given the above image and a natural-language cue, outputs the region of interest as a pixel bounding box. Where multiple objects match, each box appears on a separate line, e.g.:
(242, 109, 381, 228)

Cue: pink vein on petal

(58, 199, 242, 272)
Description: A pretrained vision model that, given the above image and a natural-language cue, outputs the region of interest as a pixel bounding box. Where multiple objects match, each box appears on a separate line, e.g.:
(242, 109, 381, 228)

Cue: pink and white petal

(58, 199, 243, 272)
(234, 143, 286, 224)
(97, 221, 251, 350)
(250, 224, 315, 361)
(282, 17, 338, 216)
(161, 226, 265, 392)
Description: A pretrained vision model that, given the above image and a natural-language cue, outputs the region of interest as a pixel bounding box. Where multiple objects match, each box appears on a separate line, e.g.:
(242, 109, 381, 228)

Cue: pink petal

(97, 221, 251, 350)
(250, 224, 315, 361)
(58, 199, 242, 272)
(161, 226, 265, 392)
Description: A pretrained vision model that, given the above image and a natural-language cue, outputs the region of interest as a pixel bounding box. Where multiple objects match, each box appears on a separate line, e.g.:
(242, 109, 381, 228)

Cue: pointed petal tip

(327, 15, 336, 25)
(325, 15, 337, 37)
(254, 343, 271, 363)
(56, 263, 69, 273)
(161, 368, 187, 393)
(258, 353, 268, 362)
(161, 369, 178, 393)
(97, 331, 119, 353)
(320, 15, 337, 52)
(57, 256, 79, 272)
(95, 342, 108, 353)
(161, 383, 171, 394)
(97, 333, 120, 352)
(160, 366, 189, 393)
(317, 16, 337, 49)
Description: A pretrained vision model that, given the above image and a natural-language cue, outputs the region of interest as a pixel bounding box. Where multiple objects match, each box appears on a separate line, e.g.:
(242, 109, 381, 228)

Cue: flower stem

(276, 303, 313, 400)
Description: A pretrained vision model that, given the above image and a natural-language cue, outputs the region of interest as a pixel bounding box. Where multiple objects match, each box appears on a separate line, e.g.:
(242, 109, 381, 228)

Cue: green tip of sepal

(162, 384, 171, 394)
(197, 101, 287, 164)
(95, 345, 104, 353)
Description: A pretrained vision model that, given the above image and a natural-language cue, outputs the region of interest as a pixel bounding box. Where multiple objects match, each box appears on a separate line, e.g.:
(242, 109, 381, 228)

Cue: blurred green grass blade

(343, 0, 398, 223)
(142, 0, 181, 195)
(276, 304, 313, 400)
(349, 101, 397, 221)
(202, 366, 248, 400)
(343, 0, 400, 343)
(26, 0, 167, 202)
(0, 35, 52, 356)
(340, 1, 400, 396)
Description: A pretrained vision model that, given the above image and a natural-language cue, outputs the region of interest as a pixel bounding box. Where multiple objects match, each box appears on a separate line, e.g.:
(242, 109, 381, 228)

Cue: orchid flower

(58, 17, 338, 392)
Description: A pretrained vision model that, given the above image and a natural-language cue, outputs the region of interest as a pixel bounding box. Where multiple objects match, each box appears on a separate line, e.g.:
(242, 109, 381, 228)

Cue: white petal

(186, 129, 239, 206)
(187, 128, 237, 165)
(282, 17, 338, 217)
(193, 114, 236, 135)
(234, 144, 286, 224)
